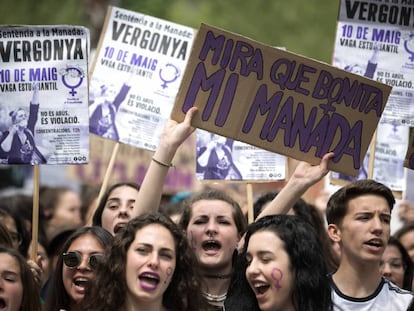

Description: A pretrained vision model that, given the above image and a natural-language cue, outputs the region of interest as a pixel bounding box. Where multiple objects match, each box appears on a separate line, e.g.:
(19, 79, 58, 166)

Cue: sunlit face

(245, 231, 294, 311)
(186, 199, 240, 274)
(380, 244, 405, 288)
(62, 233, 105, 305)
(125, 224, 176, 308)
(52, 190, 82, 228)
(101, 185, 139, 235)
(0, 253, 23, 311)
(398, 230, 414, 263)
(329, 195, 391, 264)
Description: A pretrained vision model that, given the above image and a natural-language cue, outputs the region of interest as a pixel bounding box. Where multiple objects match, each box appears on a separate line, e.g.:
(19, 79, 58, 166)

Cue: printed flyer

(196, 129, 286, 181)
(333, 0, 414, 125)
(0, 25, 89, 165)
(89, 6, 195, 151)
(330, 0, 414, 189)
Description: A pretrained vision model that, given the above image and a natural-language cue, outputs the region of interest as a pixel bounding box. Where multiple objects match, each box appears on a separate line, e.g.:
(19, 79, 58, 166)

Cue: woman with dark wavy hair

(45, 226, 113, 311)
(242, 215, 333, 311)
(82, 212, 207, 311)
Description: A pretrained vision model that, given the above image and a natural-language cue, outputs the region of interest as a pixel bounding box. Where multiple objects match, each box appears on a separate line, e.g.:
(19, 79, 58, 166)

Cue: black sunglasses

(62, 251, 103, 270)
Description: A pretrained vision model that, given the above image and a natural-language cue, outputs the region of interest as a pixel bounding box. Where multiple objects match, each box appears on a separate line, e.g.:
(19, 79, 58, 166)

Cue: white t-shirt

(330, 276, 413, 311)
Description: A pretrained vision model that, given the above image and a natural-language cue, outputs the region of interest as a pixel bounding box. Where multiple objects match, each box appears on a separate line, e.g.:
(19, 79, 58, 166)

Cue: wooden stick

(86, 142, 120, 226)
(246, 183, 254, 224)
(30, 165, 40, 260)
(367, 129, 377, 179)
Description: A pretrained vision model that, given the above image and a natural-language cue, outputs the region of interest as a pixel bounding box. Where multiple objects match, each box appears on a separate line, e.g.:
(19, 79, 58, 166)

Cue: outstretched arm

(132, 107, 198, 217)
(256, 152, 334, 219)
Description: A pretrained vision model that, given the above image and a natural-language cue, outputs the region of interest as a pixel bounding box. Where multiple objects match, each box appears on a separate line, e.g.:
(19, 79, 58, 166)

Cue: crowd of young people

(1, 107, 414, 311)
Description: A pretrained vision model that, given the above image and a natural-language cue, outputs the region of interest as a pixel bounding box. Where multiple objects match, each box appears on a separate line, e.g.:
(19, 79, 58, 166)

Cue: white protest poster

(372, 122, 408, 191)
(0, 25, 89, 165)
(331, 121, 409, 192)
(333, 0, 414, 125)
(89, 6, 195, 150)
(196, 129, 286, 181)
(330, 0, 413, 189)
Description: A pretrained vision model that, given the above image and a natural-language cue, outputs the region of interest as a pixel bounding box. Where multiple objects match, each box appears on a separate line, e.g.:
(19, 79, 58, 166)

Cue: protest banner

(333, 0, 414, 126)
(89, 6, 196, 151)
(171, 23, 392, 177)
(0, 25, 90, 165)
(330, 0, 414, 190)
(0, 24, 89, 260)
(88, 6, 196, 207)
(196, 129, 286, 181)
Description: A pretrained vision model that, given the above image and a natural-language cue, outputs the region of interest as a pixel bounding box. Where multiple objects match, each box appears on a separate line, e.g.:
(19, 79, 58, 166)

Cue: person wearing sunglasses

(45, 226, 113, 311)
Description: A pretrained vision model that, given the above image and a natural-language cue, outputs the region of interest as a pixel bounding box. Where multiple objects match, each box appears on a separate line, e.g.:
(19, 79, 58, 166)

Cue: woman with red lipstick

(45, 226, 113, 311)
(81, 212, 207, 311)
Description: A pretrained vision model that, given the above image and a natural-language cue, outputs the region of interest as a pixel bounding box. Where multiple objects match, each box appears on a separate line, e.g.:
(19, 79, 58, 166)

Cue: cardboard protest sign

(196, 129, 286, 181)
(89, 6, 196, 151)
(171, 23, 392, 177)
(0, 25, 89, 164)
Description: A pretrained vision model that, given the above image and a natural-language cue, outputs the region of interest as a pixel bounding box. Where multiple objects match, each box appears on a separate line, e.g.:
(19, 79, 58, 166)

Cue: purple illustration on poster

(0, 25, 90, 165)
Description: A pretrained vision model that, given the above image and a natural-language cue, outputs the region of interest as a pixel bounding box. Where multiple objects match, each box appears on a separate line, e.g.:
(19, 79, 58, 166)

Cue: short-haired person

(326, 180, 413, 310)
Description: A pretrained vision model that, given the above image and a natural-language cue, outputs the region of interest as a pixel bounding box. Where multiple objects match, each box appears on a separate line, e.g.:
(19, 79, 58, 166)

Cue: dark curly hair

(82, 212, 207, 311)
(242, 215, 333, 311)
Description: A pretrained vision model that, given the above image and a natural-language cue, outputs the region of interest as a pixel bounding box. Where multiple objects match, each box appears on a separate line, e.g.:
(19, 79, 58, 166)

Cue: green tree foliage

(1, 0, 338, 62)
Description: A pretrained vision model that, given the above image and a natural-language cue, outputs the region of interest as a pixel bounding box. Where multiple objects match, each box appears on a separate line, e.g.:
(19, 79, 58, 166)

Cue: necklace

(203, 291, 227, 304)
(204, 273, 232, 280)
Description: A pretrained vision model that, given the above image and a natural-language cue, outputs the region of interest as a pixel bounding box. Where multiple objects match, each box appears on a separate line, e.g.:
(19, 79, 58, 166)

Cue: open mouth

(202, 240, 222, 252)
(74, 277, 89, 288)
(114, 222, 127, 234)
(252, 282, 270, 296)
(139, 272, 160, 290)
(365, 239, 383, 249)
(0, 298, 6, 309)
